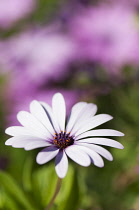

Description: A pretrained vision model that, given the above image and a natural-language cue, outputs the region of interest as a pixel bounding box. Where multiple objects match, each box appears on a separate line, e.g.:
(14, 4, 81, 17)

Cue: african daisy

(5, 93, 124, 178)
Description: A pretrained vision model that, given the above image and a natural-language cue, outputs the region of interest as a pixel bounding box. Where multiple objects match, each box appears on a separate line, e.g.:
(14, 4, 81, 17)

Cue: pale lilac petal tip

(52, 93, 66, 132)
(66, 102, 87, 133)
(17, 111, 52, 139)
(77, 138, 124, 149)
(77, 142, 113, 161)
(74, 114, 113, 136)
(36, 146, 59, 165)
(5, 137, 15, 146)
(55, 150, 68, 178)
(25, 141, 51, 151)
(76, 145, 104, 168)
(5, 126, 33, 137)
(65, 145, 91, 167)
(75, 129, 124, 140)
(30, 100, 55, 135)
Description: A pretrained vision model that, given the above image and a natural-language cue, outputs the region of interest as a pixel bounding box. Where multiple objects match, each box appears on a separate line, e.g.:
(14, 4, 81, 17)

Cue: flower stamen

(53, 131, 74, 149)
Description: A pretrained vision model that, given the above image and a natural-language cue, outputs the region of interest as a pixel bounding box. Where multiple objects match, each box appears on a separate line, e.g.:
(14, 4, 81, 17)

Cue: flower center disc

(53, 131, 74, 149)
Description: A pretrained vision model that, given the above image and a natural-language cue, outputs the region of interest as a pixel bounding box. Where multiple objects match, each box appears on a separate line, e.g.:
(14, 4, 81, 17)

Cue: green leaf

(32, 163, 58, 208)
(22, 156, 33, 192)
(0, 171, 34, 210)
(0, 188, 19, 210)
(55, 165, 80, 210)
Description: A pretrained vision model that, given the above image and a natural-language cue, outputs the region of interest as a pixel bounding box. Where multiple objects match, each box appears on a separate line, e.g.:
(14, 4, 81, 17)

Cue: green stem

(46, 177, 62, 210)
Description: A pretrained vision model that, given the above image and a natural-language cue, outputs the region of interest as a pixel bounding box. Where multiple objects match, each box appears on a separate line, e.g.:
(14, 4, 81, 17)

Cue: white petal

(12, 139, 37, 148)
(30, 100, 55, 135)
(72, 114, 113, 136)
(36, 146, 59, 164)
(55, 150, 68, 178)
(66, 102, 87, 133)
(65, 145, 91, 167)
(41, 102, 60, 133)
(5, 137, 15, 145)
(75, 129, 124, 140)
(25, 141, 51, 150)
(72, 103, 97, 127)
(77, 138, 124, 149)
(6, 136, 46, 148)
(78, 103, 97, 120)
(5, 126, 36, 137)
(75, 144, 104, 167)
(17, 111, 52, 139)
(78, 143, 113, 161)
(5, 136, 40, 146)
(52, 93, 66, 132)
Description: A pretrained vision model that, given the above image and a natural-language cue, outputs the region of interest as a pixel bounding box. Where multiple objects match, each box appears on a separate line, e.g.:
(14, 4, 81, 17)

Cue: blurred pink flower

(70, 5, 139, 72)
(0, 0, 36, 29)
(6, 73, 79, 125)
(106, 0, 139, 9)
(0, 28, 76, 84)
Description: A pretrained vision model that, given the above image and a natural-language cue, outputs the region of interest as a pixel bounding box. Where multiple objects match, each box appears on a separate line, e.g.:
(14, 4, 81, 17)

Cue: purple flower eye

(53, 131, 74, 149)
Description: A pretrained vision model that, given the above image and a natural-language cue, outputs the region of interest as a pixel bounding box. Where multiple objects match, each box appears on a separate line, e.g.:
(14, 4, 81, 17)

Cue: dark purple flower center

(53, 131, 74, 149)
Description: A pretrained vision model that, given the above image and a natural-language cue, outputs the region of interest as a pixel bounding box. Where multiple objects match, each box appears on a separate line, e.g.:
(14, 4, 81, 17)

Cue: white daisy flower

(5, 93, 124, 178)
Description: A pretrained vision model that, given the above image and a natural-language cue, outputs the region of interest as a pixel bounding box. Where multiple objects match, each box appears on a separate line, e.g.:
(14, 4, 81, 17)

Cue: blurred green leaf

(0, 171, 34, 210)
(32, 163, 58, 208)
(22, 156, 33, 192)
(55, 165, 80, 210)
(0, 189, 19, 210)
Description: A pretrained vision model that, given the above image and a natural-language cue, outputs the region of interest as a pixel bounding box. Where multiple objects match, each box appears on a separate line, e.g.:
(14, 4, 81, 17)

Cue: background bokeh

(0, 0, 139, 209)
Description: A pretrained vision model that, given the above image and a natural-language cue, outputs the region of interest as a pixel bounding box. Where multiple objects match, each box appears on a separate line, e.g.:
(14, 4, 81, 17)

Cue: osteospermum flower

(5, 93, 124, 178)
